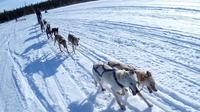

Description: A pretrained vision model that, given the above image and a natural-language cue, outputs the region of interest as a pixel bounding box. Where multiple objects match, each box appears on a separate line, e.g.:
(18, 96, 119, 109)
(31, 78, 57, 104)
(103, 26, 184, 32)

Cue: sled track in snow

(2, 1, 200, 111)
(50, 17, 200, 111)
(78, 39, 200, 112)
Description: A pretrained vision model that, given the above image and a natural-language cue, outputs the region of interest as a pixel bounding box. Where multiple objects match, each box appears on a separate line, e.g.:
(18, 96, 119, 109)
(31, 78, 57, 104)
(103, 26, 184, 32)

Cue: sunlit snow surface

(0, 0, 200, 112)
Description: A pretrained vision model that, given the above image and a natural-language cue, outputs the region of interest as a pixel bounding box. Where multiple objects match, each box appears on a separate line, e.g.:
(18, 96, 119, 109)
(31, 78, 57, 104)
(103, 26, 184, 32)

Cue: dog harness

(113, 71, 124, 88)
(107, 62, 121, 68)
(93, 64, 113, 77)
(93, 65, 124, 88)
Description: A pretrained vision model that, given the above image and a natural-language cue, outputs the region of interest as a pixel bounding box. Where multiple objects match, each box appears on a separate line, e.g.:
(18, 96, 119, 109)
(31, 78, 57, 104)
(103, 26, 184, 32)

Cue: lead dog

(54, 34, 69, 52)
(92, 62, 152, 110)
(107, 61, 157, 93)
(68, 33, 80, 53)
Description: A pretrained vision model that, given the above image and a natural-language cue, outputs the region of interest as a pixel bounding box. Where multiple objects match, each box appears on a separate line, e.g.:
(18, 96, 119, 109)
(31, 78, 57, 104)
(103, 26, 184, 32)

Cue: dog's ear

(146, 71, 151, 77)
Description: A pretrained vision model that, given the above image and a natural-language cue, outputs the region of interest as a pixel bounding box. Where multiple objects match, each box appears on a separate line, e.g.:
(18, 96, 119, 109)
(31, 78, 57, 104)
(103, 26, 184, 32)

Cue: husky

(46, 24, 53, 40)
(54, 34, 69, 53)
(107, 60, 157, 93)
(68, 33, 80, 53)
(92, 62, 153, 110)
(51, 28, 59, 37)
(43, 19, 47, 26)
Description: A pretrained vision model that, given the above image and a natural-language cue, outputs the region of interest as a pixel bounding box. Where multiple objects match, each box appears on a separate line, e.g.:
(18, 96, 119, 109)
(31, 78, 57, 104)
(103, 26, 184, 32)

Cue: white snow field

(1, 0, 200, 112)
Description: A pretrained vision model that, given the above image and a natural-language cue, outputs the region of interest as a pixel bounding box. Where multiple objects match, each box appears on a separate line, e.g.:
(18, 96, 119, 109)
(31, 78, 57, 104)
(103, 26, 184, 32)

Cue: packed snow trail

(1, 0, 200, 112)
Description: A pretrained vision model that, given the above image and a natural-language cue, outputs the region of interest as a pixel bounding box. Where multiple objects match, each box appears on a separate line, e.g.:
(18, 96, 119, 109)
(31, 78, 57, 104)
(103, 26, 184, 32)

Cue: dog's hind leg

(64, 44, 69, 53)
(51, 35, 53, 40)
(46, 32, 48, 39)
(59, 44, 62, 52)
(137, 92, 153, 107)
(92, 70, 105, 91)
(95, 78, 105, 91)
(111, 88, 126, 110)
(99, 81, 106, 91)
(50, 32, 53, 40)
(47, 34, 50, 40)
(72, 45, 75, 53)
(54, 38, 56, 45)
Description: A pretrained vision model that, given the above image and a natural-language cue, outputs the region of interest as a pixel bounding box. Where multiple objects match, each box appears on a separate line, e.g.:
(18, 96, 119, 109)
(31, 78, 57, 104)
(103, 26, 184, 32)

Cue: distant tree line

(0, 0, 95, 23)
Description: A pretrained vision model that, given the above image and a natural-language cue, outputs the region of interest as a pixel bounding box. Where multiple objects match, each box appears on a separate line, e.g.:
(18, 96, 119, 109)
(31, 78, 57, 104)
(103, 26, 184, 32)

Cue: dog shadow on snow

(103, 97, 152, 112)
(68, 89, 153, 112)
(23, 23, 41, 43)
(23, 54, 68, 78)
(68, 91, 99, 112)
(22, 40, 47, 55)
(24, 33, 42, 43)
(28, 24, 40, 31)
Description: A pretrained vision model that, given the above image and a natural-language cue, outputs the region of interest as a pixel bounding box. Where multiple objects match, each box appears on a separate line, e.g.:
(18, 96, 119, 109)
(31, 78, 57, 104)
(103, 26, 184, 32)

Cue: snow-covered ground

(1, 0, 200, 111)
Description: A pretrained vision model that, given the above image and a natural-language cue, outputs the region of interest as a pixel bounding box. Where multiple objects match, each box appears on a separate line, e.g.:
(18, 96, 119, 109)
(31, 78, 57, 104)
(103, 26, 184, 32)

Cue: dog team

(37, 17, 157, 111)
(40, 19, 80, 53)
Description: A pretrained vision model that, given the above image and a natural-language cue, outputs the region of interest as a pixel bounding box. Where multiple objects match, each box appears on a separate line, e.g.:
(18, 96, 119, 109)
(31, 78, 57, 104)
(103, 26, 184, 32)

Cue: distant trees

(0, 0, 95, 23)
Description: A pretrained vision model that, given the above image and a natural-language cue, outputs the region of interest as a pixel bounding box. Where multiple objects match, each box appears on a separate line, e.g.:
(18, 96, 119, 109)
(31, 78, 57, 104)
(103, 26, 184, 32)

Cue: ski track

(8, 40, 53, 112)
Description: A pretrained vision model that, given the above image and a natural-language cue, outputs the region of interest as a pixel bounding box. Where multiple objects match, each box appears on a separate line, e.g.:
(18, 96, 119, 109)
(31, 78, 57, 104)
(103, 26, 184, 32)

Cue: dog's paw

(120, 105, 126, 111)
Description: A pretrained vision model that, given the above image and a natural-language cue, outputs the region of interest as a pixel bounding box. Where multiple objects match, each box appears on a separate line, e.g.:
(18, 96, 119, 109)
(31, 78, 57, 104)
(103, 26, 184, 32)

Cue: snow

(0, 0, 200, 111)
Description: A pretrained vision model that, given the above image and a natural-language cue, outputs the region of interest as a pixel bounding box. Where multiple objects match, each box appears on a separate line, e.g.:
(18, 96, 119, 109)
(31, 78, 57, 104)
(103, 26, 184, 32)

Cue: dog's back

(93, 62, 113, 79)
(55, 34, 63, 41)
(107, 61, 135, 71)
(92, 62, 136, 92)
(55, 34, 68, 49)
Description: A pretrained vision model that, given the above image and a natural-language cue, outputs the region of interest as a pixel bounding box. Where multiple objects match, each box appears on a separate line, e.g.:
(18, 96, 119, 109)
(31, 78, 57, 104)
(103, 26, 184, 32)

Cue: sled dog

(107, 61, 157, 93)
(68, 33, 80, 53)
(51, 28, 59, 37)
(92, 62, 152, 110)
(54, 34, 69, 52)
(46, 24, 52, 39)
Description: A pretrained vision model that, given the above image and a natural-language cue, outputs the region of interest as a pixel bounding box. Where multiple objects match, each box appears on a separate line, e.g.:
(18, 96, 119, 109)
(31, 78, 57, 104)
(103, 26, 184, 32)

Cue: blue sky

(0, 0, 46, 12)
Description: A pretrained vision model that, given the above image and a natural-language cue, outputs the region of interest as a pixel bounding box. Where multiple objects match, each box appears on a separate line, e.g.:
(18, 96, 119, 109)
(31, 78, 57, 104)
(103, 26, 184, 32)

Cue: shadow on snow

(24, 33, 42, 43)
(23, 54, 68, 78)
(22, 40, 47, 55)
(68, 91, 98, 112)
